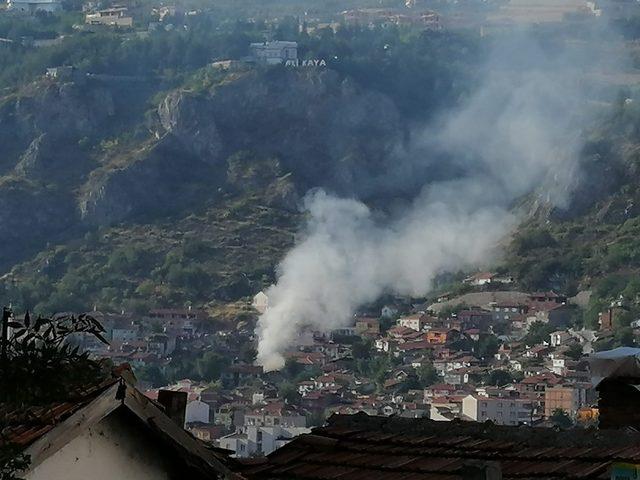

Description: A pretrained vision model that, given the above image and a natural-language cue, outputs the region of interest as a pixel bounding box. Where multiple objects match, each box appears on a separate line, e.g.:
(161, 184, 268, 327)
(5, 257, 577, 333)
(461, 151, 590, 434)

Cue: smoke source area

(256, 27, 620, 371)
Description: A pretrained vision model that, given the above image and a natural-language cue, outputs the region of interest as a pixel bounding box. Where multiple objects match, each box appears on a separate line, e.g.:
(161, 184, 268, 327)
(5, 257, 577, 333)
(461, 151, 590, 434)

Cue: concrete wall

(26, 411, 173, 480)
(462, 395, 533, 426)
(186, 400, 210, 425)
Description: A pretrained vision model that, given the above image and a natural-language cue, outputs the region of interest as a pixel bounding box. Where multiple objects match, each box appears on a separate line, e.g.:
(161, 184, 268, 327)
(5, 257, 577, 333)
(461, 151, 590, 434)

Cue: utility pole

(1, 306, 10, 368)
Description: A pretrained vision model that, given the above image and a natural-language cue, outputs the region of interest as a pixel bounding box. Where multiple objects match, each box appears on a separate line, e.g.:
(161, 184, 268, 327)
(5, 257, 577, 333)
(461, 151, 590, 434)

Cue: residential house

(457, 310, 494, 331)
(544, 383, 591, 418)
(491, 303, 529, 322)
(424, 383, 458, 400)
(252, 291, 269, 314)
(214, 404, 245, 430)
(185, 399, 210, 425)
(426, 328, 459, 344)
(463, 272, 496, 286)
(221, 364, 263, 388)
(219, 424, 310, 458)
(7, 376, 236, 480)
(599, 300, 629, 331)
(147, 308, 206, 322)
(462, 394, 536, 426)
(45, 66, 75, 82)
(355, 317, 380, 335)
(444, 369, 470, 385)
(397, 313, 430, 332)
(243, 403, 306, 428)
(550, 330, 572, 347)
(111, 320, 139, 343)
(529, 292, 567, 306)
(187, 423, 226, 442)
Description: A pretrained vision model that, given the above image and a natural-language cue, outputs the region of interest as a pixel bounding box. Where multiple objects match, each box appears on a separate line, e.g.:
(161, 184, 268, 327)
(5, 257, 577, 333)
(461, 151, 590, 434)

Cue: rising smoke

(256, 27, 620, 370)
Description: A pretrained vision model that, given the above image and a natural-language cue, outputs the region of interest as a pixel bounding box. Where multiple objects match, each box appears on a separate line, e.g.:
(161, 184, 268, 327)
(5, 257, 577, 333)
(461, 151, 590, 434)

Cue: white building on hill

(250, 41, 298, 65)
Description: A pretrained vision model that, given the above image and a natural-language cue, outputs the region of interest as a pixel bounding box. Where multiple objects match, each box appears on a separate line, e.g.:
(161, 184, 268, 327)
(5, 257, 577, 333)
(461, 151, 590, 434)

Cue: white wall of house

(26, 413, 171, 480)
(462, 395, 533, 426)
(185, 400, 210, 425)
(252, 292, 269, 314)
(218, 434, 252, 458)
(398, 317, 424, 331)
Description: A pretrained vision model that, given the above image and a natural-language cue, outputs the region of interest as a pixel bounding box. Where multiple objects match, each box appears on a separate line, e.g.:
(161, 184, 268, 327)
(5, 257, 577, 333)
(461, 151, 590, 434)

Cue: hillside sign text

(285, 59, 327, 67)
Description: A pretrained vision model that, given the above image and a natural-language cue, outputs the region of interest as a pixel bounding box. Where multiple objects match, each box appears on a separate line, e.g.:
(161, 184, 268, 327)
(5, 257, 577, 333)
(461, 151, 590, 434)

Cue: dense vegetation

(0, 309, 110, 479)
(2, 10, 640, 322)
(0, 17, 480, 314)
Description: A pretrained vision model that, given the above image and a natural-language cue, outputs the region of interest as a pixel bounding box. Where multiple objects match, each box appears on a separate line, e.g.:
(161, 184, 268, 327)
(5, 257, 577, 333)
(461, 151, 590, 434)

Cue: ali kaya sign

(285, 59, 327, 67)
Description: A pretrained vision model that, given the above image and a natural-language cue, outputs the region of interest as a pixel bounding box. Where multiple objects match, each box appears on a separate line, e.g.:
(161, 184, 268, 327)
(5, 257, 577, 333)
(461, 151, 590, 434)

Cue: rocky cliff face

(0, 178, 77, 272)
(0, 67, 407, 276)
(79, 137, 223, 226)
(14, 82, 115, 142)
(0, 79, 148, 270)
(154, 68, 403, 195)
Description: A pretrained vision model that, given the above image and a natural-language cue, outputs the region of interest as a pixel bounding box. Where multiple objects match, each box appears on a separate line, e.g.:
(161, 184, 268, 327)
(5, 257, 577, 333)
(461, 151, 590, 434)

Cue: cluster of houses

(78, 276, 635, 459)
(340, 8, 442, 29)
(256, 288, 601, 427)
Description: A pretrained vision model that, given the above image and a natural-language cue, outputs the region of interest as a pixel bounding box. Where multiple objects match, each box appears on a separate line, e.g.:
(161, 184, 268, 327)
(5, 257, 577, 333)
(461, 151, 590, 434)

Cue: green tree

(136, 365, 167, 388)
(614, 327, 635, 347)
(278, 382, 301, 405)
(283, 357, 303, 379)
(476, 334, 500, 359)
(1, 444, 30, 480)
(352, 338, 372, 360)
(549, 408, 573, 429)
(0, 310, 109, 405)
(0, 308, 109, 479)
(485, 369, 512, 387)
(525, 321, 555, 345)
(565, 343, 583, 361)
(195, 351, 229, 381)
(416, 363, 439, 387)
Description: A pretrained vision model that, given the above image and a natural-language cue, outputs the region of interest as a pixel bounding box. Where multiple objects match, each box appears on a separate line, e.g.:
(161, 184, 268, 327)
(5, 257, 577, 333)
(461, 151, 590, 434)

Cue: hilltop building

(249, 41, 298, 65)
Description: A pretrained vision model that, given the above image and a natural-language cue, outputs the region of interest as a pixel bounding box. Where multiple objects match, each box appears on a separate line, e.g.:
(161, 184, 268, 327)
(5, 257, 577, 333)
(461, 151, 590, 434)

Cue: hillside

(0, 22, 639, 318)
(0, 67, 399, 311)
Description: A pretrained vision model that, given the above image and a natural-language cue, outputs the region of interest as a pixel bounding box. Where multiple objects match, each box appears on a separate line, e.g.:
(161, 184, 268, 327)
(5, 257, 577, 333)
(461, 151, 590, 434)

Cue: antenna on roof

(0, 307, 11, 368)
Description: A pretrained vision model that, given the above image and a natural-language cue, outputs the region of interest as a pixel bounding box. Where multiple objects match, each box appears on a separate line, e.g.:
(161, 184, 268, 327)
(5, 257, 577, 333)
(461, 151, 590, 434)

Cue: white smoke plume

(256, 28, 619, 370)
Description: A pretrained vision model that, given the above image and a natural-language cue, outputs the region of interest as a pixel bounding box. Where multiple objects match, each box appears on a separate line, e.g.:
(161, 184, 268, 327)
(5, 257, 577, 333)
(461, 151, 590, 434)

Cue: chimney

(461, 461, 502, 480)
(588, 348, 640, 430)
(596, 377, 640, 430)
(157, 390, 188, 427)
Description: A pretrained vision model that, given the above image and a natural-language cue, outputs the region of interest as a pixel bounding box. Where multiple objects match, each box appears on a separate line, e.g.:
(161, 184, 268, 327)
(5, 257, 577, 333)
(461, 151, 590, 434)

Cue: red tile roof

(0, 377, 119, 447)
(240, 413, 640, 480)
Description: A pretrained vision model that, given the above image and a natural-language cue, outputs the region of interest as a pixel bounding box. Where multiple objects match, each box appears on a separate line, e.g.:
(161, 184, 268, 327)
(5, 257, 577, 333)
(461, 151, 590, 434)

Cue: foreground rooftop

(241, 412, 640, 480)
